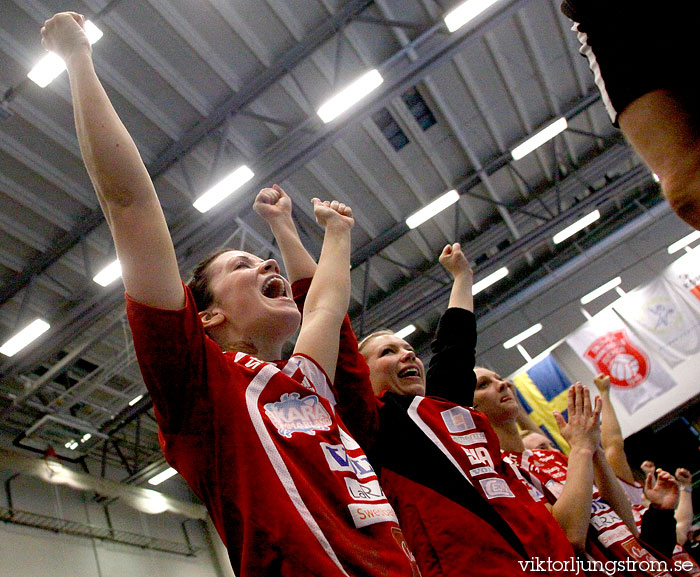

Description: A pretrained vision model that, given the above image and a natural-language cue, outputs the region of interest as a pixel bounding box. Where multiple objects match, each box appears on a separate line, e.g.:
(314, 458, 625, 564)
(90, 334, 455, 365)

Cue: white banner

(565, 308, 677, 415)
(663, 248, 700, 310)
(613, 276, 700, 366)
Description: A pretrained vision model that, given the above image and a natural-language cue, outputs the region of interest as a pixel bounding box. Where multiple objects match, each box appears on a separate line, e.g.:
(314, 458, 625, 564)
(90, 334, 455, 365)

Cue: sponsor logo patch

(451, 432, 487, 446)
(344, 478, 386, 501)
(441, 406, 476, 433)
(463, 446, 494, 468)
(348, 502, 399, 529)
(591, 511, 623, 531)
(470, 466, 495, 477)
(590, 498, 611, 515)
(264, 393, 332, 438)
(390, 527, 422, 577)
(544, 479, 564, 499)
(479, 477, 514, 499)
(321, 443, 376, 479)
(526, 485, 544, 502)
(598, 525, 632, 547)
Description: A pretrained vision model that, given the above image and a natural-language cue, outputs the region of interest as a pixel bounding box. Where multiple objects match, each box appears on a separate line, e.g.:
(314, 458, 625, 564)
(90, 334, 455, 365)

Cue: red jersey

(126, 285, 419, 577)
(377, 395, 577, 577)
(506, 449, 675, 577)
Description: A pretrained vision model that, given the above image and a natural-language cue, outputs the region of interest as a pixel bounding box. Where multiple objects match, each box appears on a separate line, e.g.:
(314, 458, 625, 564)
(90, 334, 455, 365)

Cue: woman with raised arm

(477, 368, 684, 575)
(357, 245, 577, 576)
(42, 12, 420, 577)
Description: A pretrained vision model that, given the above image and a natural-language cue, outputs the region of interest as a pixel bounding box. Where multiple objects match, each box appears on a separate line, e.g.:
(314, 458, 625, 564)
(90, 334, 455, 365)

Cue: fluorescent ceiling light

(28, 20, 103, 87)
(83, 20, 104, 44)
(580, 277, 622, 305)
(668, 230, 700, 254)
(27, 52, 67, 88)
(93, 259, 122, 286)
(503, 323, 542, 350)
(0, 319, 50, 357)
(193, 165, 255, 213)
(129, 394, 144, 406)
(511, 117, 568, 161)
(472, 267, 508, 296)
(140, 492, 169, 514)
(148, 467, 178, 486)
(317, 69, 383, 123)
(406, 189, 460, 229)
(395, 324, 416, 339)
(444, 0, 501, 33)
(552, 209, 600, 244)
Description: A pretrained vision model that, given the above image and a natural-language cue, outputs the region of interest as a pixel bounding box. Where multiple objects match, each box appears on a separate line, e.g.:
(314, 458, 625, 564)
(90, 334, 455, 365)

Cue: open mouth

(261, 276, 288, 299)
(398, 367, 421, 379)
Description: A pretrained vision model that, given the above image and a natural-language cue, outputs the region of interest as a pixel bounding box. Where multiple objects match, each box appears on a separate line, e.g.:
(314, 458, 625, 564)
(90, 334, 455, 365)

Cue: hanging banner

(613, 276, 700, 367)
(511, 355, 571, 452)
(663, 248, 700, 308)
(566, 308, 677, 414)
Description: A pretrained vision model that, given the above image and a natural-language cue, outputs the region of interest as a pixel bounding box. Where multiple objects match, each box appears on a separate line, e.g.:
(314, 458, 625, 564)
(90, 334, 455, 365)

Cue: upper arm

(293, 309, 342, 382)
(603, 444, 637, 485)
(110, 192, 184, 309)
(426, 308, 477, 405)
(292, 278, 379, 449)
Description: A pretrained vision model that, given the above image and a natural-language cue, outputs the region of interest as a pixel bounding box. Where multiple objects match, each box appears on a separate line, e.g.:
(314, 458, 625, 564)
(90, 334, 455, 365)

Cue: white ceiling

(0, 0, 693, 484)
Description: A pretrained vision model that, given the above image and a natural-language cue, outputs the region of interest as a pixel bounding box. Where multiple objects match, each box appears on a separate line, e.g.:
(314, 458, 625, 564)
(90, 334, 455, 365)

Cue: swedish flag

(511, 355, 571, 453)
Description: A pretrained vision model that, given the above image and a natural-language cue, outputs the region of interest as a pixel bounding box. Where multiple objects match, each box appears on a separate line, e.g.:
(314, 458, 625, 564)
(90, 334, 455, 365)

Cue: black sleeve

(640, 506, 677, 560)
(425, 307, 477, 407)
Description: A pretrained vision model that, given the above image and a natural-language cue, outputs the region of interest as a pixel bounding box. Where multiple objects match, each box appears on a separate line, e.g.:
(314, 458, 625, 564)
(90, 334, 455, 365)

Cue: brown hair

(187, 249, 231, 312)
(358, 329, 395, 357)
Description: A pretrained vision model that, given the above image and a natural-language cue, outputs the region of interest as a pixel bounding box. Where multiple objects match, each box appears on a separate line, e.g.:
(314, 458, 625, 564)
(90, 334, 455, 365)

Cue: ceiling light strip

(503, 323, 542, 350)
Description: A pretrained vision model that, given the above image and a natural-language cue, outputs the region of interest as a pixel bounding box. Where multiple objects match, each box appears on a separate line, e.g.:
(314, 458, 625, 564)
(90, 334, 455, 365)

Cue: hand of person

(593, 373, 611, 394)
(645, 468, 680, 510)
(675, 467, 693, 489)
(438, 243, 472, 280)
(253, 184, 292, 222)
(312, 198, 354, 231)
(41, 12, 91, 63)
(554, 383, 602, 452)
(640, 460, 656, 478)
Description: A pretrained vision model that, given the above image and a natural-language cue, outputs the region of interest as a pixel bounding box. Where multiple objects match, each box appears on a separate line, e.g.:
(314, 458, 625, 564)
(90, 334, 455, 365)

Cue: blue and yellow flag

(511, 355, 571, 453)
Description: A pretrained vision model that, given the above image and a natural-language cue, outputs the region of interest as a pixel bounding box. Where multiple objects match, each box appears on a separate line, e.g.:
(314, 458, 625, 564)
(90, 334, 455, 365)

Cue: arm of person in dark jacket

(425, 244, 476, 406)
(640, 468, 679, 560)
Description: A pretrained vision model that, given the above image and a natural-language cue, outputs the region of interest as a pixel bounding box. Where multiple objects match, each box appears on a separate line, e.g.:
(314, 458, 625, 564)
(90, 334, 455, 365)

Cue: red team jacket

(339, 307, 577, 576)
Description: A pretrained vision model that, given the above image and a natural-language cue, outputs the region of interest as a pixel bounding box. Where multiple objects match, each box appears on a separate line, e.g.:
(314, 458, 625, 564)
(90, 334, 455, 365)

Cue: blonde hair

(358, 329, 395, 357)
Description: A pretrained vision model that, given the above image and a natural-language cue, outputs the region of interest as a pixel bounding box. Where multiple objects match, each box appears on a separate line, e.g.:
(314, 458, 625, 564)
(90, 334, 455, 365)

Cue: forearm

(66, 48, 182, 307)
(447, 272, 473, 312)
(296, 226, 351, 380)
(66, 49, 156, 213)
(599, 390, 636, 483)
(593, 448, 638, 536)
(551, 446, 595, 552)
(600, 390, 624, 442)
(675, 490, 693, 545)
(266, 214, 317, 283)
(304, 226, 350, 321)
